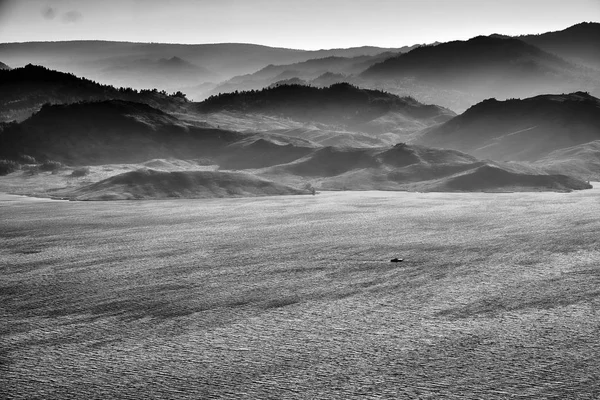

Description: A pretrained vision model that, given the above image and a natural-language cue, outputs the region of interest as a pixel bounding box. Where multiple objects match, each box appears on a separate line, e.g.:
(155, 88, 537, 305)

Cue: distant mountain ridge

(0, 41, 411, 92)
(100, 56, 220, 89)
(202, 51, 406, 100)
(358, 33, 600, 111)
(519, 22, 600, 69)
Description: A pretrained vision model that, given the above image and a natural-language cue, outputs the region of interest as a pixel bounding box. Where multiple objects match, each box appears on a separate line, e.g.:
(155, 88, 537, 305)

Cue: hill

(258, 143, 591, 192)
(416, 92, 600, 161)
(0, 64, 188, 122)
(425, 164, 589, 192)
(0, 100, 242, 165)
(198, 83, 454, 132)
(361, 36, 599, 111)
(520, 22, 600, 69)
(535, 140, 600, 181)
(0, 61, 10, 70)
(57, 169, 307, 200)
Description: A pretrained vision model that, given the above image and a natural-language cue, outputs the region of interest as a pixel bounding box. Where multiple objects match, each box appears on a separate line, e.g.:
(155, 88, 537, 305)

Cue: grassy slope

(535, 140, 600, 181)
(1, 188, 600, 398)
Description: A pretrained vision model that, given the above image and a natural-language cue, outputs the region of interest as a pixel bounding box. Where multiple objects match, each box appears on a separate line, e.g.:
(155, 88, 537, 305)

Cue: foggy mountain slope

(1, 97, 588, 194)
(99, 56, 220, 91)
(0, 64, 189, 122)
(0, 41, 408, 92)
(182, 109, 403, 148)
(360, 35, 600, 111)
(0, 100, 244, 165)
(58, 169, 307, 200)
(520, 22, 600, 69)
(363, 36, 574, 84)
(0, 61, 10, 70)
(0, 99, 325, 170)
(416, 92, 600, 161)
(258, 144, 590, 192)
(202, 51, 404, 100)
(198, 83, 455, 133)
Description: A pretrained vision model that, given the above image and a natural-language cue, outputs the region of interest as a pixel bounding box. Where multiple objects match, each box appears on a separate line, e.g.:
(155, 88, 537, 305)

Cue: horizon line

(0, 21, 595, 51)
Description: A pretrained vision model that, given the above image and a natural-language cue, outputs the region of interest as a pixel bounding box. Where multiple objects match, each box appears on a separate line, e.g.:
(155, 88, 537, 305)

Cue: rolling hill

(258, 143, 591, 192)
(415, 92, 600, 162)
(198, 83, 454, 133)
(57, 169, 308, 200)
(1, 98, 588, 195)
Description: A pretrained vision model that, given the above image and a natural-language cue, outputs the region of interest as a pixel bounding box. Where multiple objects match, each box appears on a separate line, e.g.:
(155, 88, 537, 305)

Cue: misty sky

(0, 0, 598, 49)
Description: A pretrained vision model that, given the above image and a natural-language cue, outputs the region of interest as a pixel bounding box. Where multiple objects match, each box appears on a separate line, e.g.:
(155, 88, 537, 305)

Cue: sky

(0, 0, 598, 49)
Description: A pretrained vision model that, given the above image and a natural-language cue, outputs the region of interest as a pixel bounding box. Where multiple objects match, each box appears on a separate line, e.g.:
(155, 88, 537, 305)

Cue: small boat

(390, 258, 403, 263)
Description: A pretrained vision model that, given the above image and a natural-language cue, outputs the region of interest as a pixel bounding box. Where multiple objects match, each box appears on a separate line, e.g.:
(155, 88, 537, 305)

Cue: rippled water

(2, 189, 600, 399)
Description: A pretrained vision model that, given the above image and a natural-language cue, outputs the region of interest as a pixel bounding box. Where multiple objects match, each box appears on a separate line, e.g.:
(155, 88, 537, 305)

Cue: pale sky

(0, 0, 598, 49)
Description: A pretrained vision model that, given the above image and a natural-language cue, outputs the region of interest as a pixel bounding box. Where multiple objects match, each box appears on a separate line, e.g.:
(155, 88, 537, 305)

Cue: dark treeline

(197, 83, 443, 124)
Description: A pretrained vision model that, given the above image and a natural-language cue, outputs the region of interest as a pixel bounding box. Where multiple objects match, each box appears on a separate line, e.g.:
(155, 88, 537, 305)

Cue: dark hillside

(0, 64, 188, 122)
(520, 22, 600, 69)
(362, 36, 572, 83)
(198, 83, 453, 128)
(416, 92, 600, 161)
(0, 100, 241, 165)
